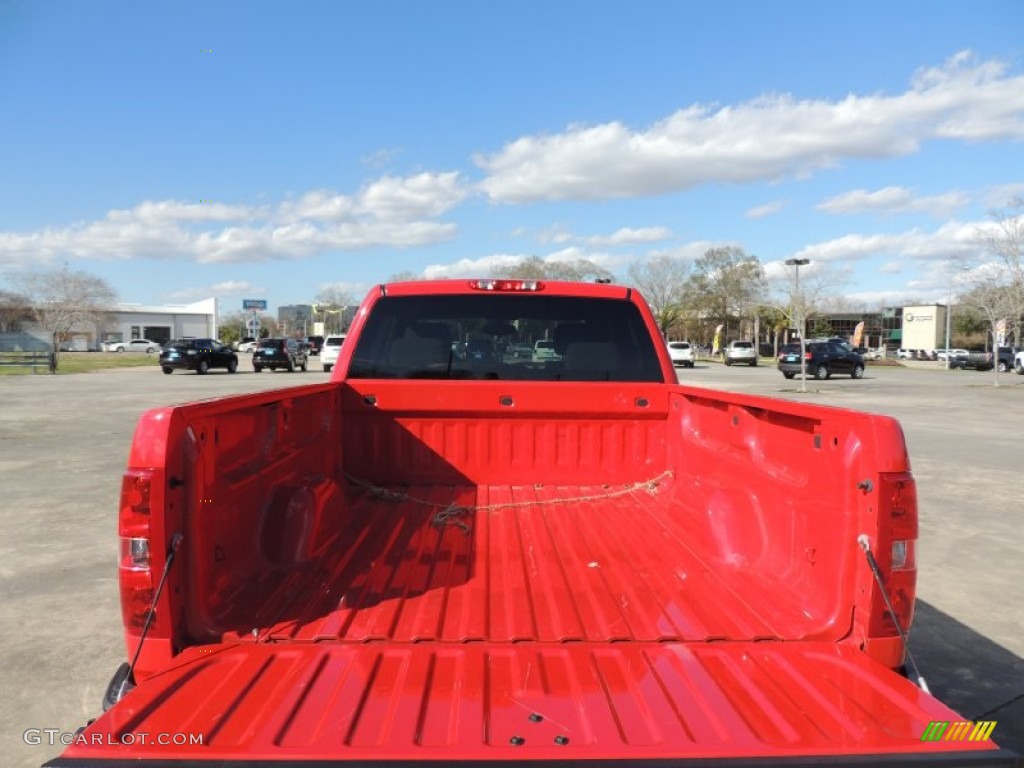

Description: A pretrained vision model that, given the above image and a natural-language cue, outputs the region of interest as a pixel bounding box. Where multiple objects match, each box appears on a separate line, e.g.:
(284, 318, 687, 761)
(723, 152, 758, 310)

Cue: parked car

(951, 346, 1020, 372)
(532, 339, 561, 362)
(106, 339, 161, 354)
(237, 339, 259, 353)
(159, 338, 238, 374)
(667, 341, 695, 368)
(320, 334, 346, 373)
(253, 337, 308, 372)
(306, 335, 325, 355)
(935, 348, 969, 361)
(723, 340, 757, 366)
(778, 340, 865, 380)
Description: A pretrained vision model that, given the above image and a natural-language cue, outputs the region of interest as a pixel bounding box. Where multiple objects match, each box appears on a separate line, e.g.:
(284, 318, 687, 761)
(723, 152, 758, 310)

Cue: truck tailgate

(48, 642, 1016, 766)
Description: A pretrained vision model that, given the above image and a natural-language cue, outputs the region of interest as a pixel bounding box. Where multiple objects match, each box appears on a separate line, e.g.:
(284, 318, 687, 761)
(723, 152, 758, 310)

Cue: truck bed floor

(235, 483, 801, 644)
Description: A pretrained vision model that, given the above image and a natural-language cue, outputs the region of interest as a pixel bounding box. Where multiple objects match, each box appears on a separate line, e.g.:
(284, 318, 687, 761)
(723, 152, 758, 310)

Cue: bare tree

(626, 255, 692, 338)
(766, 261, 847, 392)
(13, 266, 117, 370)
(387, 270, 424, 282)
(961, 198, 1024, 385)
(496, 255, 612, 282)
(0, 289, 31, 333)
(313, 286, 356, 334)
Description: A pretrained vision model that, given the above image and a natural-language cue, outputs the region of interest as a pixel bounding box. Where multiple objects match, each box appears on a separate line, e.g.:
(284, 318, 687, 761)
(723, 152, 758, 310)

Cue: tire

(724, 359, 732, 366)
(300, 361, 307, 371)
(197, 359, 209, 375)
(227, 359, 238, 373)
(286, 361, 294, 372)
(162, 367, 173, 375)
(783, 372, 795, 379)
(323, 364, 332, 373)
(814, 364, 829, 380)
(1016, 361, 1024, 375)
(115, 347, 123, 353)
(750, 360, 758, 367)
(998, 361, 1008, 373)
(146, 347, 156, 354)
(254, 365, 262, 373)
(851, 364, 864, 379)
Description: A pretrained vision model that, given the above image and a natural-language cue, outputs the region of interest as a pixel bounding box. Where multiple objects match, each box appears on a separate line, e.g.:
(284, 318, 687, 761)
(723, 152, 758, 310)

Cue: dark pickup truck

(951, 347, 1020, 372)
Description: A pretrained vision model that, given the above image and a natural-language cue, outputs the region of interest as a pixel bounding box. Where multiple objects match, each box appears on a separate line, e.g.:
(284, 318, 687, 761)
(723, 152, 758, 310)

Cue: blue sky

(2, 0, 1023, 315)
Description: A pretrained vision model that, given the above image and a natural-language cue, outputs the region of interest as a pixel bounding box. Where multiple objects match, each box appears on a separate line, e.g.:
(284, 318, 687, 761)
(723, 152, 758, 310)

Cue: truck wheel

(750, 360, 758, 367)
(287, 361, 294, 372)
(254, 365, 262, 373)
(162, 367, 173, 375)
(1016, 361, 1024, 375)
(998, 361, 1009, 373)
(323, 364, 332, 373)
(814, 364, 829, 380)
(300, 361, 307, 371)
(724, 359, 732, 366)
(851, 364, 864, 379)
(227, 359, 238, 373)
(783, 372, 795, 379)
(197, 360, 209, 375)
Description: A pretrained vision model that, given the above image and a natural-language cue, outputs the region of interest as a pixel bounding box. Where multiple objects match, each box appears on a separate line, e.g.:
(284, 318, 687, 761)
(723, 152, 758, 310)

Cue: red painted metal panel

(61, 642, 1002, 762)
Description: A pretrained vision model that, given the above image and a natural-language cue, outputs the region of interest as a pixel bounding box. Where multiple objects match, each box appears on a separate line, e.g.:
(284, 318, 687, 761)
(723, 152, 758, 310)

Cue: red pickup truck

(46, 280, 1019, 766)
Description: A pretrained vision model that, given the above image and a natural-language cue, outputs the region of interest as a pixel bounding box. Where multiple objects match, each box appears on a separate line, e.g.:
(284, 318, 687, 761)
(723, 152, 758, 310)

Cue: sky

(1, 0, 1023, 316)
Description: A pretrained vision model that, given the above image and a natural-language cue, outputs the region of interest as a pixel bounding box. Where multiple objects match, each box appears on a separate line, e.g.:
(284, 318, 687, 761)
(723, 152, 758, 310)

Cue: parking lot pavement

(2, 359, 1021, 766)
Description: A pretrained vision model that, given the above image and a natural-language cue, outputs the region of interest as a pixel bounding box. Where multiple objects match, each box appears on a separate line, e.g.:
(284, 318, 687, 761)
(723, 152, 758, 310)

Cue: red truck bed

(48, 380, 1019, 765)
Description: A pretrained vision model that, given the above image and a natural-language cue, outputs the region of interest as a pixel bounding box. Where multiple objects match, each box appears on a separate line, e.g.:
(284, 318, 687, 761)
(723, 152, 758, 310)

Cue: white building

(900, 304, 948, 351)
(98, 298, 218, 347)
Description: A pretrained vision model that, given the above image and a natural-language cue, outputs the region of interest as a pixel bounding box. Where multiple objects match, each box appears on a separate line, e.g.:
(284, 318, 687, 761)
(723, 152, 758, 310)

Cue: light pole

(785, 258, 810, 389)
(944, 270, 953, 370)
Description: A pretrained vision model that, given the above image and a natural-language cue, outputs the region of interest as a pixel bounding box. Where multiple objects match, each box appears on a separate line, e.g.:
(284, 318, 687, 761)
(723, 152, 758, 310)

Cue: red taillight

(868, 472, 918, 638)
(119, 469, 155, 629)
(468, 279, 544, 292)
(805, 351, 813, 360)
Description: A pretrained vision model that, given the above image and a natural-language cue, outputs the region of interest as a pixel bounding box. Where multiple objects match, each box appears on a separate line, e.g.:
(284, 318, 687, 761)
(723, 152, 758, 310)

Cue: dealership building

(45, 298, 219, 350)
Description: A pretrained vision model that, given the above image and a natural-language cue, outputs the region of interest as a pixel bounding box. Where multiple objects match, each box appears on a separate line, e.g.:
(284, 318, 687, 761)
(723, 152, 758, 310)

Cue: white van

(320, 334, 346, 372)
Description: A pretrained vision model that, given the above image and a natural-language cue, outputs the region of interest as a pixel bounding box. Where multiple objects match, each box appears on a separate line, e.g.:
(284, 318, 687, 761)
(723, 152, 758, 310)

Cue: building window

(131, 326, 141, 340)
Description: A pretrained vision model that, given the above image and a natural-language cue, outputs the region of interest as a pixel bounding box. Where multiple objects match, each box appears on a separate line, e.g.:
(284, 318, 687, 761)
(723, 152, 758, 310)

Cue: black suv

(160, 338, 238, 375)
(777, 340, 864, 380)
(253, 338, 308, 372)
(306, 335, 324, 355)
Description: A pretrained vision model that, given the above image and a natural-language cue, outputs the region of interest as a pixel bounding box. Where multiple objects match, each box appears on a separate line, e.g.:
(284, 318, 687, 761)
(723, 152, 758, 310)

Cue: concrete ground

(1, 355, 1021, 765)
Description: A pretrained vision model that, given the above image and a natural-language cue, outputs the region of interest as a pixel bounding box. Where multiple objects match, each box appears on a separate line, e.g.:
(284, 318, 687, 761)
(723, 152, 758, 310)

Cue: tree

(687, 247, 765, 344)
(219, 310, 276, 344)
(626, 255, 692, 337)
(313, 286, 355, 334)
(495, 255, 612, 282)
(959, 198, 1024, 385)
(0, 289, 31, 333)
(387, 270, 424, 282)
(13, 266, 117, 371)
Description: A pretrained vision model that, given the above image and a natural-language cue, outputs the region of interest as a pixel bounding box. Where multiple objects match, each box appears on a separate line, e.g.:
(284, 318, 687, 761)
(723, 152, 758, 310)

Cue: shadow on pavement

(910, 600, 1024, 754)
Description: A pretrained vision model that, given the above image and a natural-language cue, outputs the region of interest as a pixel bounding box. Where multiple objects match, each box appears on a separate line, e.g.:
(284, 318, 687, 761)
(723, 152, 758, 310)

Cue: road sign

(242, 299, 268, 310)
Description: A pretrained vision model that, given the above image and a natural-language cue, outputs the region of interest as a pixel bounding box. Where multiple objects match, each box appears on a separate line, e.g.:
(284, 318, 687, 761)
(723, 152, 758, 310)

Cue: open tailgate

(47, 642, 1019, 767)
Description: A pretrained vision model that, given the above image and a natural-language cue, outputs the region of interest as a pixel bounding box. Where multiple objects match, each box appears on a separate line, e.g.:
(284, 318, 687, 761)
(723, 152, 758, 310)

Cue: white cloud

(982, 183, 1024, 209)
(878, 261, 904, 274)
(585, 226, 672, 247)
(647, 240, 727, 262)
(476, 52, 1024, 203)
(0, 172, 466, 268)
(790, 220, 984, 264)
(745, 201, 787, 219)
(817, 186, 969, 217)
(164, 281, 265, 302)
(422, 253, 531, 279)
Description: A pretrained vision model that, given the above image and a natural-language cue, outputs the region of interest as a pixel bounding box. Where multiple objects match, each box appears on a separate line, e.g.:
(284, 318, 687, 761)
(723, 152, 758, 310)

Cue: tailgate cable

(103, 532, 183, 711)
(857, 534, 929, 694)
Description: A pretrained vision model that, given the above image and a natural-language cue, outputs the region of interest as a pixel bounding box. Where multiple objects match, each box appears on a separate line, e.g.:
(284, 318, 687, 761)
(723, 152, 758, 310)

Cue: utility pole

(785, 258, 810, 391)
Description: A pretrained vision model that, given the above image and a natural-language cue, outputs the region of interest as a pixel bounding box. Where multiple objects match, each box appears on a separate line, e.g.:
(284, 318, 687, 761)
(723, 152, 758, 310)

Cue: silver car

(724, 340, 758, 367)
